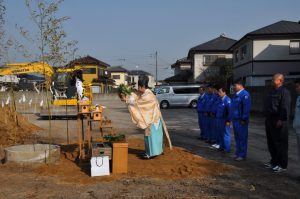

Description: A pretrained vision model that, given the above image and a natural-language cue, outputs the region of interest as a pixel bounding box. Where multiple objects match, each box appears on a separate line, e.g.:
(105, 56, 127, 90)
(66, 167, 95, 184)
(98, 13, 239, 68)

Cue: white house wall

(148, 75, 155, 88)
(253, 39, 300, 60)
(174, 64, 191, 76)
(233, 39, 253, 66)
(180, 64, 191, 70)
(193, 53, 233, 82)
(233, 39, 300, 84)
(132, 75, 139, 89)
(111, 72, 128, 87)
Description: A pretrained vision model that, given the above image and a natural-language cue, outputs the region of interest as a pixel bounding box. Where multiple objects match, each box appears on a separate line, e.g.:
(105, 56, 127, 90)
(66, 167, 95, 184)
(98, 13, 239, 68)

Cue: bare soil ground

(0, 92, 300, 199)
(0, 106, 41, 147)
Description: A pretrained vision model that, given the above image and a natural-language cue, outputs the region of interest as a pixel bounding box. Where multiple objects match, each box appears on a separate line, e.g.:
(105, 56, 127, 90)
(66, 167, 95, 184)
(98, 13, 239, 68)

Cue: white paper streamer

(40, 100, 44, 107)
(5, 96, 10, 105)
(22, 94, 26, 102)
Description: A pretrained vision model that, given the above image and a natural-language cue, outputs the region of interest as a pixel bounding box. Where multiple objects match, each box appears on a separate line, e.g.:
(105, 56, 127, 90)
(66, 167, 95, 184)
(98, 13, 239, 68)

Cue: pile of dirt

(34, 138, 231, 184)
(0, 106, 42, 146)
(127, 139, 230, 179)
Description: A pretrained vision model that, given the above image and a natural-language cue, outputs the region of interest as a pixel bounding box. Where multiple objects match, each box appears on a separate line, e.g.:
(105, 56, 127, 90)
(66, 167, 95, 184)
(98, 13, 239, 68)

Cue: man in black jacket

(264, 73, 291, 173)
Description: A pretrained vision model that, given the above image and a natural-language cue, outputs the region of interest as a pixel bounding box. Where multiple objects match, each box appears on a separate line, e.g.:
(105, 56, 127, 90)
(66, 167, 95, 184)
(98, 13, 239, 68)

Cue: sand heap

(0, 106, 41, 146)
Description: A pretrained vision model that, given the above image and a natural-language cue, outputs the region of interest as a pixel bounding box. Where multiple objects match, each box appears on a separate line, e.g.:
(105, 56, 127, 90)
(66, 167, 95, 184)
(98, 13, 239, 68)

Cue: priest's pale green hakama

(144, 120, 163, 157)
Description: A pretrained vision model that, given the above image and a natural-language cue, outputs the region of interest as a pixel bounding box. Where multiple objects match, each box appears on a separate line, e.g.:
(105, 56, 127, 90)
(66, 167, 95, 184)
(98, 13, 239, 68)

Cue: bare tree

(0, 0, 6, 63)
(24, 0, 78, 155)
(201, 58, 233, 88)
(15, 24, 34, 61)
(25, 0, 78, 67)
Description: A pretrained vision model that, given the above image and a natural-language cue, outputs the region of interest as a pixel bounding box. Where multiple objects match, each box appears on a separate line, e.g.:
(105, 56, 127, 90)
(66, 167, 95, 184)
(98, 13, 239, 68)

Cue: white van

(155, 84, 201, 109)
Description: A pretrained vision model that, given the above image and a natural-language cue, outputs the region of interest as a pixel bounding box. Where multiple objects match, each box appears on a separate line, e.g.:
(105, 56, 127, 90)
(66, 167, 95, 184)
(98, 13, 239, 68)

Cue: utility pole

(155, 51, 158, 86)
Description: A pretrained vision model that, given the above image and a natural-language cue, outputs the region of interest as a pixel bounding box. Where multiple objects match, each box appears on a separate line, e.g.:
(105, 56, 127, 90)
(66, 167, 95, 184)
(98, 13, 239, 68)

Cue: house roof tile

(128, 70, 153, 76)
(67, 55, 110, 68)
(171, 57, 191, 68)
(248, 20, 300, 35)
(108, 66, 128, 73)
(189, 36, 236, 52)
(230, 20, 300, 49)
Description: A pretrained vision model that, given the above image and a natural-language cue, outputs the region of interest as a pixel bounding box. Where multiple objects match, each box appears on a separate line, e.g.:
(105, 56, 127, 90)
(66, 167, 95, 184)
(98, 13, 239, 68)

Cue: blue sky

(3, 0, 300, 80)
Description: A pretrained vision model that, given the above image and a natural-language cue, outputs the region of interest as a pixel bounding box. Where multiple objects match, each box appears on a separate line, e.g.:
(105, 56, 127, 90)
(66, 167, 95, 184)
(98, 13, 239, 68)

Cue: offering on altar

(117, 84, 133, 101)
(103, 133, 126, 142)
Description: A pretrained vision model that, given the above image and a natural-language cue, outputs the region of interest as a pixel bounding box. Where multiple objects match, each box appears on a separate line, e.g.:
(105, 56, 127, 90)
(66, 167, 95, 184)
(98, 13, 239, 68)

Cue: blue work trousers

(233, 120, 248, 158)
(216, 118, 231, 152)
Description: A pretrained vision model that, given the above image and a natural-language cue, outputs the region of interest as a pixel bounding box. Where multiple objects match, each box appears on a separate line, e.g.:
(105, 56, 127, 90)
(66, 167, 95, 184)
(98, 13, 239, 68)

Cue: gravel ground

(0, 92, 299, 199)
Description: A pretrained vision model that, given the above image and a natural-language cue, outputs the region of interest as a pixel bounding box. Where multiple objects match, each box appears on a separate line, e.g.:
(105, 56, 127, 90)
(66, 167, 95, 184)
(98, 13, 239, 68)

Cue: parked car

(155, 84, 202, 109)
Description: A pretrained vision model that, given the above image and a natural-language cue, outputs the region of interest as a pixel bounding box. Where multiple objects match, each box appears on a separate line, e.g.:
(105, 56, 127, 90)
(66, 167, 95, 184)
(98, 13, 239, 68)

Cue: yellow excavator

(0, 62, 92, 118)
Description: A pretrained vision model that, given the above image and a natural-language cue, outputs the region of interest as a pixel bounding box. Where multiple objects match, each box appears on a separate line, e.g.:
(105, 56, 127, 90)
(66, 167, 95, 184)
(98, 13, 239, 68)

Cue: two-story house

(66, 55, 114, 93)
(187, 35, 236, 83)
(231, 20, 300, 86)
(108, 66, 129, 87)
(166, 57, 192, 83)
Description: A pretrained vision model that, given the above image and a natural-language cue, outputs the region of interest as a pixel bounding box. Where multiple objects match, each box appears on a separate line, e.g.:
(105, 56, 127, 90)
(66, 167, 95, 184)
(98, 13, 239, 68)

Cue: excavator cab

(52, 72, 77, 99)
(52, 69, 85, 100)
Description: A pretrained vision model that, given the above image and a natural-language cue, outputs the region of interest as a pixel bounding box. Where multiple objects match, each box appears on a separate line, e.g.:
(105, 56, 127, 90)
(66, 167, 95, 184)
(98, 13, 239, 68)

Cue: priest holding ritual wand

(118, 75, 172, 159)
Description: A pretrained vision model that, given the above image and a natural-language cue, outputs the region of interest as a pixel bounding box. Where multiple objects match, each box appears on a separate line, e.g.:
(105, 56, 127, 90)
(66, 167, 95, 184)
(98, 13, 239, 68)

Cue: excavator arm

(0, 62, 54, 86)
(1, 62, 54, 78)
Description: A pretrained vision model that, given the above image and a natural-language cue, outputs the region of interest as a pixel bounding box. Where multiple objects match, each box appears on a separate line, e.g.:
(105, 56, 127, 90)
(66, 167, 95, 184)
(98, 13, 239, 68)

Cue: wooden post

(99, 120, 103, 138)
(87, 114, 91, 155)
(81, 114, 85, 160)
(77, 114, 82, 159)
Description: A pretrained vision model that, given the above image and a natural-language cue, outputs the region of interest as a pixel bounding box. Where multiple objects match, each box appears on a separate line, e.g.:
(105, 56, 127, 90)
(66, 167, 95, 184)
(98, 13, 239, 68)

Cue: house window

(98, 69, 104, 76)
(157, 87, 170, 94)
(112, 75, 120, 79)
(290, 40, 300, 54)
(235, 50, 239, 62)
(173, 87, 199, 94)
(203, 55, 225, 66)
(203, 55, 217, 66)
(82, 68, 96, 74)
(241, 45, 247, 60)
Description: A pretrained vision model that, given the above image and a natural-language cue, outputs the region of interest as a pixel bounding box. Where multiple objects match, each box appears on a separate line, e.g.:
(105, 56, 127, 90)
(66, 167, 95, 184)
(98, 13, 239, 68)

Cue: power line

(157, 56, 173, 66)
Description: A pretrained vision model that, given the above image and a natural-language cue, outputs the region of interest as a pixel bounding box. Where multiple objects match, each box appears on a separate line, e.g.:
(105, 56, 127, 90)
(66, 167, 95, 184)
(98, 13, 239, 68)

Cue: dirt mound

(34, 138, 231, 184)
(128, 139, 230, 179)
(0, 106, 42, 146)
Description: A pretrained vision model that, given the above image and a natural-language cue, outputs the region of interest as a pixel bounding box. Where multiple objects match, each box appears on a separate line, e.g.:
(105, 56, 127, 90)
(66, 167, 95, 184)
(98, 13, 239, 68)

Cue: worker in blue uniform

(203, 85, 213, 142)
(210, 85, 220, 146)
(197, 86, 206, 139)
(206, 85, 218, 144)
(231, 79, 251, 161)
(215, 86, 231, 152)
